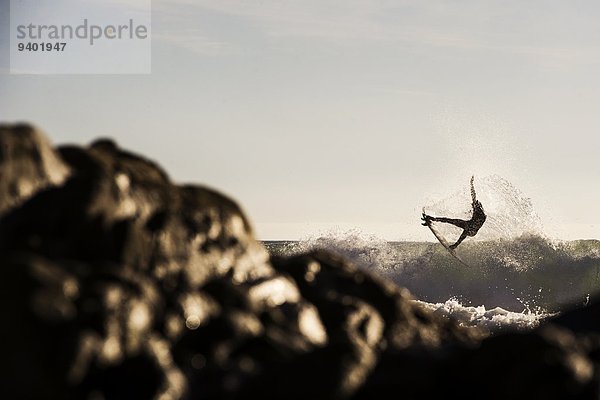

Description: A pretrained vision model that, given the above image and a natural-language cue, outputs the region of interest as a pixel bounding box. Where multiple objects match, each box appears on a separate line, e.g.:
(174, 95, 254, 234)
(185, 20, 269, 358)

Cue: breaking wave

(265, 230, 600, 331)
(414, 298, 547, 332)
(265, 176, 600, 331)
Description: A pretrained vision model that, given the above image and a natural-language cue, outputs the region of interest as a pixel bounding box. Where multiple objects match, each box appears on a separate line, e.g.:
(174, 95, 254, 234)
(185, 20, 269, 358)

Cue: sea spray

(414, 297, 548, 332)
(265, 229, 600, 326)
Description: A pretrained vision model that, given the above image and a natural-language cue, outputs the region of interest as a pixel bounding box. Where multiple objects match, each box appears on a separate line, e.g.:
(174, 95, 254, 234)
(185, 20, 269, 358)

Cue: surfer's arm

(470, 175, 477, 203)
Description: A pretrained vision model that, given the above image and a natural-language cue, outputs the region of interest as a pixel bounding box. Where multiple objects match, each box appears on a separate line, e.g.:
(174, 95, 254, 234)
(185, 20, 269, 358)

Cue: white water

(414, 298, 548, 332)
(267, 176, 599, 331)
(269, 228, 598, 331)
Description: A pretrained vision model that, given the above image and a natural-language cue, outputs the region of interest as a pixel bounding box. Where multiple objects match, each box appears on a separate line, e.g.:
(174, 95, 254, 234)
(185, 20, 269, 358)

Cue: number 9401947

(17, 42, 66, 51)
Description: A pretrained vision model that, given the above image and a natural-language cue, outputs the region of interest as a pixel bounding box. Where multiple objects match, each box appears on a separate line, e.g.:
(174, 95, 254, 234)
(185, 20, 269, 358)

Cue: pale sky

(1, 0, 599, 240)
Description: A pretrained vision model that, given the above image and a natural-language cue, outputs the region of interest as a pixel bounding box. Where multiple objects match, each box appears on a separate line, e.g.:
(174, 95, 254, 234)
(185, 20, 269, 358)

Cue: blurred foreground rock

(0, 123, 598, 399)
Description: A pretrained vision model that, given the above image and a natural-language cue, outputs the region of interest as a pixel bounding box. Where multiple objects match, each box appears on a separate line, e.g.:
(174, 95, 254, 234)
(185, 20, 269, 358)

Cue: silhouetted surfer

(421, 176, 486, 249)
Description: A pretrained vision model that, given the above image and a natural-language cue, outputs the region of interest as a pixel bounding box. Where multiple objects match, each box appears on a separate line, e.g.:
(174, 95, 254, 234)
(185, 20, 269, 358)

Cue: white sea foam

(267, 228, 600, 319)
(266, 175, 600, 328)
(413, 298, 549, 332)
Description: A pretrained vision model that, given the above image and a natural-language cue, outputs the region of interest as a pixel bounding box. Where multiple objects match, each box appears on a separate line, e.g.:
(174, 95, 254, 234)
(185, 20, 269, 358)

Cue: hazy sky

(1, 0, 599, 240)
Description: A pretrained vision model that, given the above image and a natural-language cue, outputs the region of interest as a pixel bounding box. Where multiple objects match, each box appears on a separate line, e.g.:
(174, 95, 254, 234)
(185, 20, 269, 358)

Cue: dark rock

(0, 123, 598, 400)
(458, 325, 597, 399)
(552, 300, 600, 334)
(0, 123, 70, 214)
(0, 124, 278, 398)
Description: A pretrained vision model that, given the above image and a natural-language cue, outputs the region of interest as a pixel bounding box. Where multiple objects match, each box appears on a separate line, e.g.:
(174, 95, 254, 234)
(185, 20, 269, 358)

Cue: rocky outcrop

(0, 124, 70, 214)
(0, 123, 599, 400)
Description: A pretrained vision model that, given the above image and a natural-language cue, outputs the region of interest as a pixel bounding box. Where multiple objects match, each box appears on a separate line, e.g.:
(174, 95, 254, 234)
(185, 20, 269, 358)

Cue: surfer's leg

(421, 213, 434, 226)
(449, 231, 468, 249)
(432, 217, 468, 229)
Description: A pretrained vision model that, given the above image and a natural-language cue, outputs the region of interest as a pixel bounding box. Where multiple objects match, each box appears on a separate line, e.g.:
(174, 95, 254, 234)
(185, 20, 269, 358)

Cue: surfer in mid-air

(421, 176, 486, 249)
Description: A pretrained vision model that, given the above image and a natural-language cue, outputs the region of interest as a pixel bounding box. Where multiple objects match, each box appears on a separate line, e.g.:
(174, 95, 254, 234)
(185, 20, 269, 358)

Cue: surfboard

(422, 207, 470, 267)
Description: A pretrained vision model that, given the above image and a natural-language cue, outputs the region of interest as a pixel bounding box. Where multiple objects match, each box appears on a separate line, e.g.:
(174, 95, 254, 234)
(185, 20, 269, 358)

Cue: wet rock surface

(0, 123, 599, 399)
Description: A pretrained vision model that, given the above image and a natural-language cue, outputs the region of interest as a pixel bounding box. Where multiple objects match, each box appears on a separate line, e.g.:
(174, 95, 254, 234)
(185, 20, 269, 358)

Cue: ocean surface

(264, 233, 600, 333)
(263, 176, 600, 333)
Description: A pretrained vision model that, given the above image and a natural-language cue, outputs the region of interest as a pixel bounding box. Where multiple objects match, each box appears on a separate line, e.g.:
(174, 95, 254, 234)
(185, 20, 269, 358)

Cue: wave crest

(269, 229, 600, 315)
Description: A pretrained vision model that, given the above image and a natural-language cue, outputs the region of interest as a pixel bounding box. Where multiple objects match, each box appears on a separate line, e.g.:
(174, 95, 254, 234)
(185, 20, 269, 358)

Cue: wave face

(265, 231, 600, 331)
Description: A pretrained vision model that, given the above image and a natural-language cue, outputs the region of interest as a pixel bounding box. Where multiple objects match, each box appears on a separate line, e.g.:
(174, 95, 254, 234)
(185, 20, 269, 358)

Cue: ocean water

(263, 176, 600, 333)
(265, 233, 600, 332)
